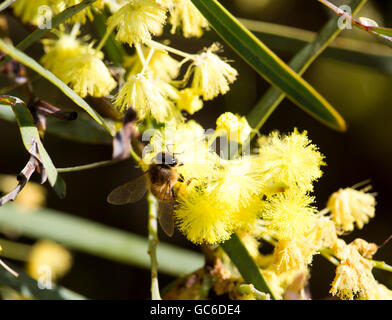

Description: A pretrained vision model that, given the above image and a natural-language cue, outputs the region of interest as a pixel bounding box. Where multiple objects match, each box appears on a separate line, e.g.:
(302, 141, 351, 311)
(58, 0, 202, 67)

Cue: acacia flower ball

(188, 44, 238, 100)
(107, 0, 167, 46)
(176, 88, 203, 115)
(62, 52, 117, 98)
(169, 0, 209, 38)
(261, 187, 317, 240)
(256, 129, 325, 192)
(327, 187, 376, 232)
(115, 73, 180, 122)
(27, 240, 72, 281)
(216, 112, 251, 144)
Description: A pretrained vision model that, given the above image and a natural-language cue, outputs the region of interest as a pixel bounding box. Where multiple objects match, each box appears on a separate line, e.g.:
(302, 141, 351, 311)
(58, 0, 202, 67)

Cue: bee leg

(178, 174, 185, 183)
(186, 177, 198, 186)
(171, 187, 176, 198)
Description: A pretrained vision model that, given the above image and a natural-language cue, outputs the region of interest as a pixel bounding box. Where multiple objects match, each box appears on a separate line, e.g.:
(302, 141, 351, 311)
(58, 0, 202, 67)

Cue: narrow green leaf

(238, 18, 392, 75)
(191, 0, 346, 131)
(0, 205, 204, 276)
(246, 0, 367, 130)
(220, 233, 276, 299)
(0, 97, 66, 198)
(372, 26, 392, 37)
(0, 0, 15, 12)
(0, 262, 86, 300)
(0, 39, 114, 135)
(0, 105, 112, 144)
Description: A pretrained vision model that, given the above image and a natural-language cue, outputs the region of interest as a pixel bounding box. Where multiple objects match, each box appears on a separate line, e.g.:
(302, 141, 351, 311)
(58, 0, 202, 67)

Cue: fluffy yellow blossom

(0, 175, 46, 211)
(306, 215, 338, 250)
(216, 112, 251, 144)
(206, 157, 264, 212)
(107, 0, 167, 46)
(175, 190, 235, 244)
(61, 51, 117, 98)
(27, 240, 72, 281)
(13, 0, 65, 26)
(351, 238, 378, 259)
(13, 0, 104, 25)
(256, 129, 324, 192)
(41, 31, 116, 97)
(186, 44, 238, 100)
(115, 72, 180, 122)
(169, 0, 209, 37)
(176, 88, 203, 115)
(261, 187, 317, 240)
(124, 49, 181, 81)
(272, 239, 315, 274)
(327, 187, 376, 232)
(330, 241, 376, 300)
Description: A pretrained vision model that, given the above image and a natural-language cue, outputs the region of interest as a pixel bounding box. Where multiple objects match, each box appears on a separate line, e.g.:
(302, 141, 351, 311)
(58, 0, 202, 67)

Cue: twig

(317, 0, 392, 48)
(147, 193, 161, 300)
(0, 259, 19, 277)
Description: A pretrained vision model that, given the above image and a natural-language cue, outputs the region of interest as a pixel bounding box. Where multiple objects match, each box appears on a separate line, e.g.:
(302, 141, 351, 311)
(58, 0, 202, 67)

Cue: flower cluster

(16, 0, 390, 301)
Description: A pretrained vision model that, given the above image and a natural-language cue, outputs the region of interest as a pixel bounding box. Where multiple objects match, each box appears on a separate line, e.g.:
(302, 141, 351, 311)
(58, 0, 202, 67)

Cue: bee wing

(107, 174, 148, 205)
(158, 201, 175, 237)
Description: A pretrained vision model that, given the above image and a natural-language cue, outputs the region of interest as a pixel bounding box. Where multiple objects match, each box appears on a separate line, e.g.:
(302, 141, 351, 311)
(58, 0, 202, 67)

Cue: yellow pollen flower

(41, 31, 116, 98)
(330, 241, 376, 300)
(256, 129, 325, 192)
(27, 240, 72, 281)
(359, 282, 392, 300)
(12, 0, 65, 26)
(176, 88, 203, 115)
(216, 112, 251, 145)
(261, 187, 317, 240)
(107, 0, 167, 46)
(115, 73, 180, 122)
(169, 0, 209, 38)
(62, 51, 117, 98)
(327, 187, 376, 232)
(186, 44, 238, 100)
(175, 190, 235, 244)
(207, 157, 264, 212)
(273, 240, 312, 273)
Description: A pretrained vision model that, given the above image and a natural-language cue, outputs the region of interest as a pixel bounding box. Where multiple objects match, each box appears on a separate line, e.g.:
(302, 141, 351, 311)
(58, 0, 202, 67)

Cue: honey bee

(107, 151, 183, 236)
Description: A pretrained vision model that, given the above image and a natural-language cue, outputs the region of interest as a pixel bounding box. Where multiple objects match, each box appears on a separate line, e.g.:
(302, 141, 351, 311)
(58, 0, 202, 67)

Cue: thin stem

(135, 43, 146, 66)
(317, 0, 392, 48)
(96, 24, 116, 51)
(0, 259, 19, 277)
(147, 40, 193, 59)
(57, 159, 125, 173)
(373, 260, 392, 273)
(141, 48, 155, 74)
(147, 193, 161, 300)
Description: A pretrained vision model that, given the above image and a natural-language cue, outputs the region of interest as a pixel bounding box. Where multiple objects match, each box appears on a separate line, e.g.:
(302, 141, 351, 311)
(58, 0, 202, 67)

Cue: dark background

(0, 0, 391, 299)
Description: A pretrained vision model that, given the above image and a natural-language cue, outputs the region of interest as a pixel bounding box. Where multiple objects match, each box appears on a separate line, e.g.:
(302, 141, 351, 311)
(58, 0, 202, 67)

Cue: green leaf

(372, 26, 392, 37)
(246, 0, 367, 130)
(0, 0, 15, 12)
(0, 39, 114, 135)
(220, 233, 276, 299)
(191, 0, 346, 131)
(237, 18, 392, 76)
(0, 205, 204, 276)
(0, 262, 86, 300)
(0, 96, 66, 198)
(0, 105, 112, 145)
